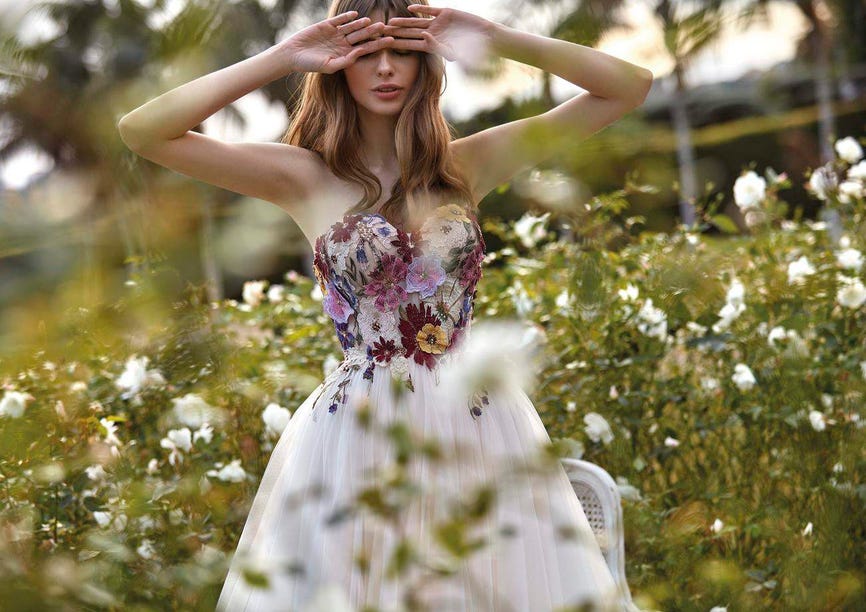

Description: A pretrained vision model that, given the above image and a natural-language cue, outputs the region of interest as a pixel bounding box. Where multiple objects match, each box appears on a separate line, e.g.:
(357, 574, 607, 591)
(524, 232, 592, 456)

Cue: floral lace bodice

(311, 202, 490, 420)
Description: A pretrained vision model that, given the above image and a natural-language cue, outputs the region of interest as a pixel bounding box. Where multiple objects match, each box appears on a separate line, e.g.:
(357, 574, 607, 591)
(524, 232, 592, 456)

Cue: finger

(386, 17, 432, 26)
(329, 10, 359, 26)
(421, 31, 454, 61)
(407, 4, 441, 14)
(349, 36, 395, 59)
(382, 25, 426, 38)
(389, 37, 428, 52)
(345, 21, 386, 45)
(337, 16, 371, 35)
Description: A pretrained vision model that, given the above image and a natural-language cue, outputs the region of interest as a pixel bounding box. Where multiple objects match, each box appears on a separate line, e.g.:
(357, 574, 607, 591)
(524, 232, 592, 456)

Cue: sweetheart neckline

(311, 206, 478, 251)
(312, 211, 403, 249)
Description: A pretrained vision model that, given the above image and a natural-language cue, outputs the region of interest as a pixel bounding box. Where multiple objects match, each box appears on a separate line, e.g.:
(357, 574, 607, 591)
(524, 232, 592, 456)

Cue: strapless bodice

(312, 202, 486, 391)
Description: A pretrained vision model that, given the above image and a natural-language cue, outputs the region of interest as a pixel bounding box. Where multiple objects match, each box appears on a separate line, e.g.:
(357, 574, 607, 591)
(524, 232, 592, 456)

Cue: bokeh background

(3, 0, 865, 318)
(0, 1, 865, 611)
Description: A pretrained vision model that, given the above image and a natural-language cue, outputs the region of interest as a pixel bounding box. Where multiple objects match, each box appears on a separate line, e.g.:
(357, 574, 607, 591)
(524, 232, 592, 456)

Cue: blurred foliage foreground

(1, 135, 866, 612)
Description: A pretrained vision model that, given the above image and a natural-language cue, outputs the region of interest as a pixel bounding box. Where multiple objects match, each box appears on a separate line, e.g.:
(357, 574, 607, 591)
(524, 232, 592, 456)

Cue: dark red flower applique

(371, 337, 401, 364)
(398, 302, 445, 368)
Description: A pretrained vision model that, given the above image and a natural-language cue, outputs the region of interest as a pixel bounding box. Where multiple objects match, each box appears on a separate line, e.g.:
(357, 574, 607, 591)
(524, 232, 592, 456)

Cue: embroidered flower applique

(311, 202, 489, 419)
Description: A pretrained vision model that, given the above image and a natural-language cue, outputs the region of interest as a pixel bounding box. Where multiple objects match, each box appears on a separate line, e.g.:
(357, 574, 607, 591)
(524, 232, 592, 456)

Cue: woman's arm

(116, 12, 391, 210)
(388, 5, 653, 202)
(116, 44, 293, 149)
(452, 20, 653, 201)
(486, 22, 652, 103)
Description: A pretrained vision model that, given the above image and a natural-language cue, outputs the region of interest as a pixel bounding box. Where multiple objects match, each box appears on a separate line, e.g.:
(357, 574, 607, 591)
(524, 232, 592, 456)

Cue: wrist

(486, 21, 511, 57)
(270, 39, 302, 75)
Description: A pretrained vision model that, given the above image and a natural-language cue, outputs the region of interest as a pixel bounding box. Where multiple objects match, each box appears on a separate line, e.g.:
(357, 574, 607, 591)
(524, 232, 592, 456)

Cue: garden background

(1, 0, 865, 610)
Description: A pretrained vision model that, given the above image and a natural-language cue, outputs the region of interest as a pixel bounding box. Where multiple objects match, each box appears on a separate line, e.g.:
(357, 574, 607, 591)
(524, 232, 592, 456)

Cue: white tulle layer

(216, 355, 627, 612)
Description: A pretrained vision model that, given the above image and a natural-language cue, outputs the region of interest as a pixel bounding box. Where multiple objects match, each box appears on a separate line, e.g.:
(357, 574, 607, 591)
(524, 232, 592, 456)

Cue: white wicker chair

(560, 458, 639, 612)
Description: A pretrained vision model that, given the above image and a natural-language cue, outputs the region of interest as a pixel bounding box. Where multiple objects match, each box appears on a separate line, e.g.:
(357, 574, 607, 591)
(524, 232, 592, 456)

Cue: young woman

(119, 1, 651, 610)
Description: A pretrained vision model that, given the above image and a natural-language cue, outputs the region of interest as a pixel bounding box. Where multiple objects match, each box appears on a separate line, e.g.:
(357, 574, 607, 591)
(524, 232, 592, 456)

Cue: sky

(0, 0, 809, 189)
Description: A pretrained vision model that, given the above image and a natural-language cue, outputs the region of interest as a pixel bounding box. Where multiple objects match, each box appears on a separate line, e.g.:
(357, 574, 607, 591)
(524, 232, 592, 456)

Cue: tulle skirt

(216, 353, 626, 612)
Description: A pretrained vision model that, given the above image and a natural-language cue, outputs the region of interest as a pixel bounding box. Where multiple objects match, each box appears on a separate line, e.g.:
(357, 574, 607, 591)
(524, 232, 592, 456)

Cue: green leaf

(711, 214, 740, 234)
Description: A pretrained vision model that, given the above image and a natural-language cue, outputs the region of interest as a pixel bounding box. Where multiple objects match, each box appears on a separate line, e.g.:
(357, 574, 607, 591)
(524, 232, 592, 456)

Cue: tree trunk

(814, 21, 835, 164)
(198, 190, 223, 307)
(671, 62, 697, 228)
(813, 14, 843, 245)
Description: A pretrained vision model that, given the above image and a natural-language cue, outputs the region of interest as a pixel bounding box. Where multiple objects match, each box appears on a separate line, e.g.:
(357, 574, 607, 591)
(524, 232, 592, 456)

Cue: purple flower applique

(405, 254, 446, 298)
(364, 253, 409, 311)
(323, 281, 353, 323)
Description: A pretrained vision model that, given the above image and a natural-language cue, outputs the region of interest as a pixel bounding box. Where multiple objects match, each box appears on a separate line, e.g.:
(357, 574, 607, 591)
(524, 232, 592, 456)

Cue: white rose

(137, 539, 157, 559)
(266, 284, 286, 303)
(583, 412, 614, 445)
(834, 136, 864, 164)
(146, 458, 159, 474)
(162, 428, 192, 452)
(767, 325, 787, 346)
(807, 166, 836, 201)
(0, 390, 31, 418)
(808, 410, 827, 432)
(787, 255, 816, 285)
(711, 518, 724, 533)
(85, 464, 108, 481)
(99, 417, 122, 447)
(712, 301, 745, 333)
(686, 321, 708, 336)
(615, 476, 642, 502)
(170, 393, 225, 429)
(242, 280, 268, 307)
(835, 248, 864, 271)
(837, 180, 864, 204)
(725, 278, 745, 307)
(733, 171, 766, 210)
(115, 355, 166, 400)
(848, 160, 866, 181)
(193, 422, 214, 444)
(836, 278, 866, 309)
(262, 402, 291, 436)
(732, 363, 757, 391)
(617, 283, 639, 302)
(555, 288, 571, 311)
(208, 459, 247, 483)
(636, 299, 668, 341)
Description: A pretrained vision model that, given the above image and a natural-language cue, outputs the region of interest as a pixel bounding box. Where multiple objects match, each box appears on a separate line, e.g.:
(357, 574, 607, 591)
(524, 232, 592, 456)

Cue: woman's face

(343, 10, 421, 116)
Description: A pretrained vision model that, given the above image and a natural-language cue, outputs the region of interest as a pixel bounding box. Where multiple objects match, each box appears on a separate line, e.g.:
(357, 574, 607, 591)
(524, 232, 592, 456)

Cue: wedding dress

(216, 202, 627, 611)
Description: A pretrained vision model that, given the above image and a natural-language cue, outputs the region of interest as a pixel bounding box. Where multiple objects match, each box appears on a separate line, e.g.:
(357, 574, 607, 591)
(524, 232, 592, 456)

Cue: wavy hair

(281, 0, 476, 229)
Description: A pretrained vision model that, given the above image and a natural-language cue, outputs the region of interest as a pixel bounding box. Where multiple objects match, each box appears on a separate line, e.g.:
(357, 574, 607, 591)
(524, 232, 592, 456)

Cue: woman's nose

(372, 44, 395, 71)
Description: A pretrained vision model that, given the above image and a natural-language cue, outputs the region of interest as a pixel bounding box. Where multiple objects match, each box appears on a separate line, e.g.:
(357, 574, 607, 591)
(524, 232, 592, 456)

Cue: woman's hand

(282, 10, 395, 74)
(383, 4, 494, 65)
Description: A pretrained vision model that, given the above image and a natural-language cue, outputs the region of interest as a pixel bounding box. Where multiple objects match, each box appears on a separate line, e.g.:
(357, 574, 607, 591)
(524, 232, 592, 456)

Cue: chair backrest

(560, 457, 639, 612)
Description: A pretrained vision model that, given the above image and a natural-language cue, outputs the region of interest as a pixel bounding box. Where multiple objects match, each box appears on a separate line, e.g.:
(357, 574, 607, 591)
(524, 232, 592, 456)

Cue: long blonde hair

(281, 0, 476, 228)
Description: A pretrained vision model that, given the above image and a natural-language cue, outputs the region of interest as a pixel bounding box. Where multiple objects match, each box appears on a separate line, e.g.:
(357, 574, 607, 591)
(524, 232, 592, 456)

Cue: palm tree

(652, 0, 730, 228)
(0, 0, 319, 304)
(511, 0, 732, 228)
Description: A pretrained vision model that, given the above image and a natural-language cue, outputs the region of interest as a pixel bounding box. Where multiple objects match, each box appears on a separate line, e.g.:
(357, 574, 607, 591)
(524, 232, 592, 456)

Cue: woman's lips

(373, 87, 403, 100)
